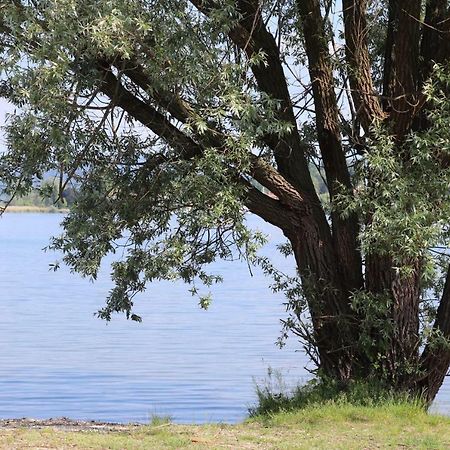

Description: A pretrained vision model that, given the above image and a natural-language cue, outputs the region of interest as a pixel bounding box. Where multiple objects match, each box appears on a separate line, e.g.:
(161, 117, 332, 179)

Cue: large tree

(2, 0, 450, 403)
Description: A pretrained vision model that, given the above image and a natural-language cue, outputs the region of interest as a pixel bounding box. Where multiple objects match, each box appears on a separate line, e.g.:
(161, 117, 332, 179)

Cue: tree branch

(98, 65, 202, 159)
(342, 0, 386, 132)
(383, 0, 422, 139)
(297, 0, 363, 292)
(189, 0, 319, 199)
(99, 62, 309, 232)
(244, 182, 300, 232)
(420, 0, 450, 84)
(112, 58, 315, 217)
(297, 0, 351, 195)
(114, 58, 194, 125)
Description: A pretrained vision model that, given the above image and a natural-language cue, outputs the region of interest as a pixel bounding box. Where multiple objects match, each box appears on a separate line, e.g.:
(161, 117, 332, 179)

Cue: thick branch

(297, 0, 351, 195)
(420, 1, 450, 84)
(297, 0, 363, 292)
(113, 58, 314, 217)
(383, 0, 422, 138)
(115, 59, 193, 125)
(342, 0, 385, 132)
(244, 183, 300, 232)
(99, 63, 310, 233)
(99, 66, 202, 159)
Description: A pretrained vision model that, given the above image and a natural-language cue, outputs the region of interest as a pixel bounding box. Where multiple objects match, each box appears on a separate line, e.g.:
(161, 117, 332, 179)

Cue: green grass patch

(250, 369, 426, 417)
(1, 403, 449, 449)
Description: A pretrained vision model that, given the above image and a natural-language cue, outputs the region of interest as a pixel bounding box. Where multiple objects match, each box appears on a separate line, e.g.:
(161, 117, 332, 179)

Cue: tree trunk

(290, 231, 356, 381)
(416, 266, 450, 404)
(286, 206, 370, 382)
(366, 255, 422, 388)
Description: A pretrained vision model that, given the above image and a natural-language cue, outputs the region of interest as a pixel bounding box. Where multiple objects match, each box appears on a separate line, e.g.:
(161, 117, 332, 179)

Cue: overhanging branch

(98, 65, 202, 159)
(98, 62, 309, 232)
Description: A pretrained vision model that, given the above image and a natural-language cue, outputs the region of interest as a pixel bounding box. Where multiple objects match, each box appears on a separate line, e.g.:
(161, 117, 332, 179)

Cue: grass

(250, 370, 424, 417)
(1, 402, 449, 449)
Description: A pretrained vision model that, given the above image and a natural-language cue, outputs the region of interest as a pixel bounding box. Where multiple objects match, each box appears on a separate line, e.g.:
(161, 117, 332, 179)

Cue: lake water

(0, 213, 449, 424)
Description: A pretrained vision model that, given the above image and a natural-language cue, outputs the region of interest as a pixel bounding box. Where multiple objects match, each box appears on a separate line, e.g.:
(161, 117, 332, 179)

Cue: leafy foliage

(0, 0, 277, 318)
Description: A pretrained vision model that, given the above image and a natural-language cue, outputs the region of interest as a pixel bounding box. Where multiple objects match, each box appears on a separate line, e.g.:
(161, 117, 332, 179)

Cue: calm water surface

(0, 213, 449, 423)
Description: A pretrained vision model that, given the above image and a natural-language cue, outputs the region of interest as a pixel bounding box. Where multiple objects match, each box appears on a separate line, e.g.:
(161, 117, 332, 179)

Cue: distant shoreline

(3, 205, 69, 213)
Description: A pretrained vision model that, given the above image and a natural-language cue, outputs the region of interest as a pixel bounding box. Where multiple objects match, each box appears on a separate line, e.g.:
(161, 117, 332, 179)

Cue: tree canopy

(2, 0, 450, 403)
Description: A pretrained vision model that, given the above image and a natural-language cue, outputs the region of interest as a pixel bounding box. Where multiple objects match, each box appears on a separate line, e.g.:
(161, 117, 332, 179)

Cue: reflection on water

(0, 213, 448, 423)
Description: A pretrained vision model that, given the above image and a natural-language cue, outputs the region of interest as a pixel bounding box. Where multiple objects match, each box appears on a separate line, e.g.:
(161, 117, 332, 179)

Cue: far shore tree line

(2, 0, 450, 407)
(5, 178, 77, 209)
